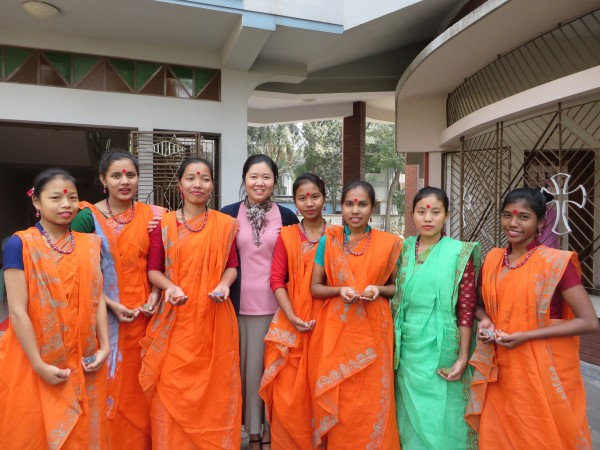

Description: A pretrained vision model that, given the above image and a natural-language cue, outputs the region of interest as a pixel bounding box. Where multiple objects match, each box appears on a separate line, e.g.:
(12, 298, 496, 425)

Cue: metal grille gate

(444, 98, 600, 294)
(130, 131, 219, 210)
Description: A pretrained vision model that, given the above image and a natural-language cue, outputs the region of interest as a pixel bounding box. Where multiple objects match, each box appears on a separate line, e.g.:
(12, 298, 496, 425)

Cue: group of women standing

(0, 150, 597, 450)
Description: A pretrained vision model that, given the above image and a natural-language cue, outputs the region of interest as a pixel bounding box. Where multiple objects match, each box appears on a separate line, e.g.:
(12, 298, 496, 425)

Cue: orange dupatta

(139, 210, 241, 449)
(79, 201, 166, 448)
(0, 228, 106, 450)
(466, 246, 591, 449)
(260, 224, 322, 450)
(308, 226, 402, 449)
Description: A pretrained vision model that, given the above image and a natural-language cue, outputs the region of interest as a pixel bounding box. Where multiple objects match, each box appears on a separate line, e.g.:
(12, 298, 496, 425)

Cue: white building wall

(0, 69, 268, 205)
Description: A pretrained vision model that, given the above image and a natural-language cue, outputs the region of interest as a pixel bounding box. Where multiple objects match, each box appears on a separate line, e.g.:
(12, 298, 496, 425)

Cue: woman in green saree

(392, 187, 481, 450)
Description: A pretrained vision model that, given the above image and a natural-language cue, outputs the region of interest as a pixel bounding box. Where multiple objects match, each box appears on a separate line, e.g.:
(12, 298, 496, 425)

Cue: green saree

(392, 236, 481, 450)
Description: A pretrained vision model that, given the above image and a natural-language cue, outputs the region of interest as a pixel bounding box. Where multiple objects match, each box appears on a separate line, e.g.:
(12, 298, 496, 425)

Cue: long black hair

(293, 173, 326, 198)
(501, 188, 546, 220)
(177, 157, 214, 180)
(412, 186, 449, 213)
(341, 180, 375, 206)
(98, 150, 139, 177)
(32, 168, 78, 198)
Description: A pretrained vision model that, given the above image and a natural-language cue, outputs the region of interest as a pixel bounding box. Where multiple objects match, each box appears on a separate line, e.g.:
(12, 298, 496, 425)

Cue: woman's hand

(477, 316, 496, 344)
(165, 286, 188, 306)
(359, 285, 380, 302)
(139, 291, 161, 317)
(147, 216, 161, 233)
(437, 357, 468, 382)
(35, 363, 71, 385)
(289, 316, 316, 333)
(340, 287, 359, 304)
(107, 301, 138, 322)
(495, 330, 528, 349)
(209, 285, 230, 303)
(81, 346, 110, 373)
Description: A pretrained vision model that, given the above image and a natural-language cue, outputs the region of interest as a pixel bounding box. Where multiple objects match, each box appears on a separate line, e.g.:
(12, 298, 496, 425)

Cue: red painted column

(342, 101, 366, 187)
(404, 164, 420, 237)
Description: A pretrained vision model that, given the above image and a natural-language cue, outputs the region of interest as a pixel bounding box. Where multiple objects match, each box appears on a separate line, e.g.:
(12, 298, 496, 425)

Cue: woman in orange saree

(260, 174, 328, 450)
(309, 180, 402, 449)
(71, 151, 166, 449)
(0, 169, 109, 449)
(140, 157, 242, 449)
(467, 187, 598, 449)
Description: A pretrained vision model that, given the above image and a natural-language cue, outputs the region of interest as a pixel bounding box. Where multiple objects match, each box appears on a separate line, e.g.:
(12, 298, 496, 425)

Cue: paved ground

(582, 361, 600, 449)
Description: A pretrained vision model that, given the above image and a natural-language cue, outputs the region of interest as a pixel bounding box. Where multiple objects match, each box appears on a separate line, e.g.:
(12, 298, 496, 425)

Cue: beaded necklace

(300, 219, 326, 244)
(181, 207, 209, 233)
(42, 230, 75, 255)
(344, 230, 371, 256)
(106, 198, 135, 225)
(415, 235, 442, 264)
(503, 242, 539, 269)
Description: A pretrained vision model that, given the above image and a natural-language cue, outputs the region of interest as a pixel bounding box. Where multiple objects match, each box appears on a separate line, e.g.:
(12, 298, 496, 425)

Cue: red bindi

(63, 189, 68, 194)
(196, 171, 200, 175)
(353, 198, 358, 202)
(512, 209, 518, 215)
(426, 204, 430, 208)
(122, 169, 127, 173)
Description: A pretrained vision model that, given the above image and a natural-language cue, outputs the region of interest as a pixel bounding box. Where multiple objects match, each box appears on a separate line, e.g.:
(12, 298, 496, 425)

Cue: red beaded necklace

(503, 242, 539, 269)
(41, 230, 75, 255)
(344, 230, 371, 256)
(300, 219, 326, 244)
(106, 198, 135, 225)
(181, 207, 209, 233)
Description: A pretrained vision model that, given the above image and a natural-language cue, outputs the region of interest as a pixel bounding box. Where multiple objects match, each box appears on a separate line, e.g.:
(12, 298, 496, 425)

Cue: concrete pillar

(342, 101, 366, 187)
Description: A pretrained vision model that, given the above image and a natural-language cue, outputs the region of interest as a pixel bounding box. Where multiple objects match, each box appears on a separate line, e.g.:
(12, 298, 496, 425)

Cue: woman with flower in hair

(0, 168, 109, 448)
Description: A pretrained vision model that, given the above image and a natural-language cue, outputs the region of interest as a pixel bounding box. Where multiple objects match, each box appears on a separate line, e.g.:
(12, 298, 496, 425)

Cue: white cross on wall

(540, 173, 587, 236)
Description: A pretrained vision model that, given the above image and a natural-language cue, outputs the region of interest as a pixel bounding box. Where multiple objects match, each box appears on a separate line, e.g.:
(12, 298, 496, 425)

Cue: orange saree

(0, 228, 106, 449)
(260, 225, 322, 450)
(80, 201, 166, 449)
(308, 226, 402, 449)
(466, 246, 591, 449)
(139, 210, 242, 449)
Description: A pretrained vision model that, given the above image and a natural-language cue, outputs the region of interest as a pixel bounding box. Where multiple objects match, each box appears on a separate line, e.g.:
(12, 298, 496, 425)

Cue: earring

(179, 189, 183, 200)
(369, 217, 373, 223)
(323, 206, 326, 211)
(35, 209, 40, 218)
(537, 227, 543, 240)
(103, 186, 107, 194)
(296, 209, 300, 215)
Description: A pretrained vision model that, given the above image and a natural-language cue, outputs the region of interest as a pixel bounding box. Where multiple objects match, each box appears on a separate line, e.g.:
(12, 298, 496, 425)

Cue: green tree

(295, 120, 343, 212)
(366, 122, 405, 231)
